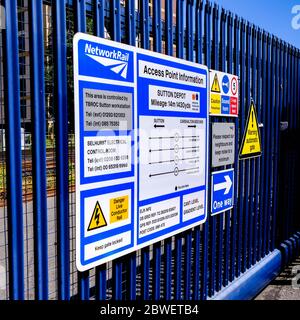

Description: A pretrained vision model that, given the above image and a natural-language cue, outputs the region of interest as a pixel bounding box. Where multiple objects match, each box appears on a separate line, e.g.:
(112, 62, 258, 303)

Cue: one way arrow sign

(213, 175, 232, 195)
(211, 169, 234, 216)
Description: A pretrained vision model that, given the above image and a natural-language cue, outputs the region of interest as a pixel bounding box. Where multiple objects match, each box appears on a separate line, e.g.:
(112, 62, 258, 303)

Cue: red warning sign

(231, 77, 238, 96)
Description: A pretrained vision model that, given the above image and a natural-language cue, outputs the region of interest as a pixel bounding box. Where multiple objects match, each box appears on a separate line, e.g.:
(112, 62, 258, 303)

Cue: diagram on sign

(139, 116, 206, 201)
(239, 101, 262, 159)
(88, 201, 107, 231)
(209, 70, 239, 117)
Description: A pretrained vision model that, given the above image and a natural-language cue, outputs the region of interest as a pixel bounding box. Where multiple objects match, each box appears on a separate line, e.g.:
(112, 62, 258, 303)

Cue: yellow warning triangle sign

(211, 73, 221, 93)
(87, 201, 107, 231)
(239, 101, 262, 159)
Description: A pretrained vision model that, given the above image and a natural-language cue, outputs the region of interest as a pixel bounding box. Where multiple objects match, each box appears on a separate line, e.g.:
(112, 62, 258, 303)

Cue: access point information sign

(210, 70, 239, 117)
(74, 33, 209, 271)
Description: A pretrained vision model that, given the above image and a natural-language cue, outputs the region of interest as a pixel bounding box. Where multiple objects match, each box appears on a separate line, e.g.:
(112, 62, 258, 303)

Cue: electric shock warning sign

(74, 33, 209, 271)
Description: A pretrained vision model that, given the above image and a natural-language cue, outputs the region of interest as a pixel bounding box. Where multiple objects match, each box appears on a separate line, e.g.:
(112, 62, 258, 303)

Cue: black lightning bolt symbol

(88, 201, 107, 231)
(95, 207, 100, 225)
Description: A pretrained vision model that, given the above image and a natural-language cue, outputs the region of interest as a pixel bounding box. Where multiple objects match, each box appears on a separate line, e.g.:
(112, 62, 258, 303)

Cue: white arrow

(214, 175, 232, 195)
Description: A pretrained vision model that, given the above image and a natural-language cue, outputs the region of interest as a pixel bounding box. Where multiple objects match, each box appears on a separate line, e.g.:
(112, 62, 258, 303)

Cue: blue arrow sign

(222, 74, 230, 94)
(211, 169, 234, 215)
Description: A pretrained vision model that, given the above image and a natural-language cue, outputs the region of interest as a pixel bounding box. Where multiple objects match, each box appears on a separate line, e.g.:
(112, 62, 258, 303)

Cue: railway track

(0, 155, 76, 204)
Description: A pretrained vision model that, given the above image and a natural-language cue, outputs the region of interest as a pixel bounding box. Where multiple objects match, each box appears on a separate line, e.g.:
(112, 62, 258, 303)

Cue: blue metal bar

(141, 249, 150, 300)
(176, 0, 184, 58)
(153, 242, 161, 300)
(267, 37, 276, 252)
(127, 0, 136, 46)
(264, 35, 271, 254)
(248, 26, 257, 267)
(53, 0, 70, 301)
(200, 1, 211, 300)
(281, 44, 287, 240)
(140, 0, 150, 301)
(164, 239, 172, 300)
(184, 231, 192, 300)
(193, 227, 201, 300)
(276, 41, 284, 244)
(153, 0, 162, 53)
(231, 15, 240, 281)
(78, 271, 90, 300)
(112, 259, 123, 300)
(285, 46, 291, 237)
(224, 11, 233, 287)
(243, 23, 251, 271)
(165, 0, 173, 55)
(186, 0, 194, 61)
(126, 0, 137, 300)
(255, 28, 262, 264)
(209, 3, 218, 296)
(174, 237, 182, 300)
(183, 0, 194, 300)
(237, 19, 245, 275)
(74, 0, 90, 300)
(217, 7, 225, 293)
(164, 0, 173, 301)
(212, 4, 219, 70)
(95, 265, 106, 300)
(75, 0, 86, 32)
(260, 32, 267, 257)
(140, 0, 150, 50)
(271, 38, 280, 250)
(174, 0, 185, 302)
(95, 0, 105, 37)
(288, 49, 295, 236)
(111, 0, 121, 41)
(3, 0, 24, 300)
(29, 0, 48, 300)
(194, 1, 203, 300)
(128, 254, 136, 300)
(152, 0, 162, 300)
(195, 0, 203, 64)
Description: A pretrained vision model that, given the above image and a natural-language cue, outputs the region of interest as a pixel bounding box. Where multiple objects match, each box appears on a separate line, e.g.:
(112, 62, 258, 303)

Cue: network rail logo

(78, 39, 134, 82)
(85, 43, 129, 79)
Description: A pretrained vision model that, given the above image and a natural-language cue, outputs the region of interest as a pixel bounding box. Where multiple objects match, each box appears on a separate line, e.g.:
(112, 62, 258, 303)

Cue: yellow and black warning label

(110, 195, 129, 224)
(88, 201, 107, 231)
(239, 101, 262, 159)
(211, 73, 221, 93)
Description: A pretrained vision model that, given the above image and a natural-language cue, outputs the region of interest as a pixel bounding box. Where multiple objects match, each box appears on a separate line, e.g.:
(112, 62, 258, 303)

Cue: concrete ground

(255, 256, 300, 300)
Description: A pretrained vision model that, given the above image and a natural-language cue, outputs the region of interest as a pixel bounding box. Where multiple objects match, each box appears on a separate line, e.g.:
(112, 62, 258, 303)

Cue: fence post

(3, 0, 25, 300)
(29, 0, 49, 300)
(53, 0, 70, 300)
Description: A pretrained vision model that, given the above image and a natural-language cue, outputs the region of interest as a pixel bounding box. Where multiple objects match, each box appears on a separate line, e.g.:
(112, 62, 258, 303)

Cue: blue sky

(213, 0, 300, 47)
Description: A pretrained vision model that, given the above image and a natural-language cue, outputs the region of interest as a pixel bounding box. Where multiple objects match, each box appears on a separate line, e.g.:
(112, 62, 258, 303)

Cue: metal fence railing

(0, 0, 299, 300)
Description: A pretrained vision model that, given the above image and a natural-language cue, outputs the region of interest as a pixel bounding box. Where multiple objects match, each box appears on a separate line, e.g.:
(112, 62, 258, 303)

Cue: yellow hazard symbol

(110, 195, 129, 224)
(239, 101, 262, 159)
(211, 73, 221, 93)
(87, 201, 107, 231)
